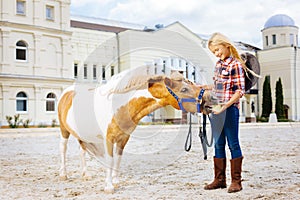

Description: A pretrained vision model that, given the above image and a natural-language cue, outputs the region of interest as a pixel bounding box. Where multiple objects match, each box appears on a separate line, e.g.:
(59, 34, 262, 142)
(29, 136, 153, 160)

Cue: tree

(275, 78, 285, 119)
(261, 75, 272, 118)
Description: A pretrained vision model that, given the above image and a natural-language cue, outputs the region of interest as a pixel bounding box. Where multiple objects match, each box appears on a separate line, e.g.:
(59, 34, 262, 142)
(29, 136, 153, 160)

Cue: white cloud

(71, 0, 113, 7)
(70, 0, 300, 48)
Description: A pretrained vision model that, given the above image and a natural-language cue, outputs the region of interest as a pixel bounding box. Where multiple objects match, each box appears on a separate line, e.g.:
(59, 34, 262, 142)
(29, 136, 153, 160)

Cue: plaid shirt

(213, 56, 245, 106)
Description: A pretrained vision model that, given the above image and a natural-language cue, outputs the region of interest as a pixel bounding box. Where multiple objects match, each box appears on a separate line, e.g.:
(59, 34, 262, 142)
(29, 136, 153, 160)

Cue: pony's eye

(180, 87, 188, 93)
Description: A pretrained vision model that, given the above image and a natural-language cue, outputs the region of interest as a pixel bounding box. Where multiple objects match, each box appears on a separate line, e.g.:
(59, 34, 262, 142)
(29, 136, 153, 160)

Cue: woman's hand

(212, 91, 241, 114)
(212, 104, 228, 115)
(196, 84, 213, 90)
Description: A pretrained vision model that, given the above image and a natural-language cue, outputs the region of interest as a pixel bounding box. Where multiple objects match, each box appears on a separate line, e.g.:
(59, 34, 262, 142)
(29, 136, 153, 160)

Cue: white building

(257, 14, 300, 121)
(1, 0, 269, 127)
(69, 16, 217, 123)
(0, 0, 73, 127)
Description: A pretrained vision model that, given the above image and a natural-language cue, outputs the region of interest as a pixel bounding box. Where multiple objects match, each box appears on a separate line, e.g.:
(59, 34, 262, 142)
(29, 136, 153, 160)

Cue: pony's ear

(164, 77, 173, 88)
(148, 75, 164, 87)
(148, 75, 164, 83)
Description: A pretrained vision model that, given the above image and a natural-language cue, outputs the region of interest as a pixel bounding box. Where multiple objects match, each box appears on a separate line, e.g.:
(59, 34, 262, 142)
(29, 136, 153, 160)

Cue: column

(1, 29, 11, 72)
(1, 85, 11, 126)
(33, 34, 42, 75)
(61, 37, 72, 78)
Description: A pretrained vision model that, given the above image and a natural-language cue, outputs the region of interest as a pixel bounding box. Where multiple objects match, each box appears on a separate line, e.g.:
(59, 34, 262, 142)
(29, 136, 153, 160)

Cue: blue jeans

(209, 105, 242, 159)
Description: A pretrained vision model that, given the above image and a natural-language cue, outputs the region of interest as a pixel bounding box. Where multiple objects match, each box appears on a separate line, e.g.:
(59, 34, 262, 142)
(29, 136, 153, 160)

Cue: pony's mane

(109, 74, 153, 94)
(98, 66, 189, 95)
(99, 66, 166, 95)
(110, 71, 189, 94)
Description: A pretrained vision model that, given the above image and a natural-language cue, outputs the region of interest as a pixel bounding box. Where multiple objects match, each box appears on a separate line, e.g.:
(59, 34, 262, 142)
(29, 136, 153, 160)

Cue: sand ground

(0, 123, 299, 200)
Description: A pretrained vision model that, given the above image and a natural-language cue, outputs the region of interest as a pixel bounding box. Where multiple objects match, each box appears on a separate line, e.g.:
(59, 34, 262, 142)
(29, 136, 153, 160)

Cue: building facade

(0, 0, 73, 127)
(257, 14, 300, 121)
(1, 0, 273, 127)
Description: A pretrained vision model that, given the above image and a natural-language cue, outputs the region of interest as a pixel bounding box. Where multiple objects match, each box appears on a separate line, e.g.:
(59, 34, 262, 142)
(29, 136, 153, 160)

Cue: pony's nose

(209, 92, 220, 105)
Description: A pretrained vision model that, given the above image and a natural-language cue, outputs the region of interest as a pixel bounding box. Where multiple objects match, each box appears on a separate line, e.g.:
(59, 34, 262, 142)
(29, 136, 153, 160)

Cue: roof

(70, 15, 146, 33)
(264, 14, 297, 29)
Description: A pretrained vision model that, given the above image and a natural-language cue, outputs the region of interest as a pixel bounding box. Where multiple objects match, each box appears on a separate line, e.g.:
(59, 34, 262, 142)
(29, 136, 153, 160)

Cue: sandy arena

(0, 123, 299, 200)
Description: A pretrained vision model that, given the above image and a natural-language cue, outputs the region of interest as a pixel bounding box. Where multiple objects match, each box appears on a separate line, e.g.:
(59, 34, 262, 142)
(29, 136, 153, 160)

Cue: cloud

(70, 0, 300, 48)
(108, 0, 202, 25)
(71, 0, 113, 7)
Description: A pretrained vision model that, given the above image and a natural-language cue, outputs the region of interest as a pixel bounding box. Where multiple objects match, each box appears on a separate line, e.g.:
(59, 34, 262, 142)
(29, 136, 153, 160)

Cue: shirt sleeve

(232, 62, 245, 97)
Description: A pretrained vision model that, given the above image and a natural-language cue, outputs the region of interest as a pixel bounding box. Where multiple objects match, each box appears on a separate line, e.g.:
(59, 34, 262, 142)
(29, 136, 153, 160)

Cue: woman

(204, 32, 245, 193)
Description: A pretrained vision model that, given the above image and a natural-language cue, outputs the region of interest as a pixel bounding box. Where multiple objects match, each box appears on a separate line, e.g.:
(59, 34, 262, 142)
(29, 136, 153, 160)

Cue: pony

(57, 69, 216, 193)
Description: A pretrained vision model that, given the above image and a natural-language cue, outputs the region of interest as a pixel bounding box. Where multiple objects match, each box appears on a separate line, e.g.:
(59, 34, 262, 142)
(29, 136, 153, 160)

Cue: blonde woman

(204, 32, 245, 193)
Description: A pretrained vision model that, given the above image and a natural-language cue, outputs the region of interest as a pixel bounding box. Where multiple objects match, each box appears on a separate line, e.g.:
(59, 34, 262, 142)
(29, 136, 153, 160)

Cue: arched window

(16, 40, 27, 61)
(46, 93, 56, 112)
(16, 92, 28, 112)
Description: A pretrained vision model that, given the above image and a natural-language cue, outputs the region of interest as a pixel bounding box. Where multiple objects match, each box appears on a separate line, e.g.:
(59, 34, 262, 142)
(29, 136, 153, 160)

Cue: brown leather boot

(228, 156, 243, 193)
(204, 157, 227, 190)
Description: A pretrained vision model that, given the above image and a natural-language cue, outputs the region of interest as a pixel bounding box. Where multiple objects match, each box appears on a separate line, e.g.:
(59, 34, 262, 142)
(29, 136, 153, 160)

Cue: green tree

(261, 75, 272, 118)
(275, 78, 285, 119)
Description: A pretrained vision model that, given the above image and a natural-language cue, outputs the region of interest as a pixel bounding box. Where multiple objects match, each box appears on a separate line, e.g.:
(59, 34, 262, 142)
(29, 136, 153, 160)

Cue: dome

(264, 14, 296, 29)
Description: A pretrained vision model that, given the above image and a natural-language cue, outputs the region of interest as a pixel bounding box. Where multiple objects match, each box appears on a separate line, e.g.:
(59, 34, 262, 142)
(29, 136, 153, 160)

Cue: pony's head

(148, 72, 218, 114)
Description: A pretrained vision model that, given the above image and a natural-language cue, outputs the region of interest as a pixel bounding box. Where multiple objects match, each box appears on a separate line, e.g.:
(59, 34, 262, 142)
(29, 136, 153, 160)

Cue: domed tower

(261, 14, 298, 49)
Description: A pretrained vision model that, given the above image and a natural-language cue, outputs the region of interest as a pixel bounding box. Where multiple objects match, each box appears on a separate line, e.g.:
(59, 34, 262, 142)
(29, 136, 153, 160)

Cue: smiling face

(209, 44, 231, 60)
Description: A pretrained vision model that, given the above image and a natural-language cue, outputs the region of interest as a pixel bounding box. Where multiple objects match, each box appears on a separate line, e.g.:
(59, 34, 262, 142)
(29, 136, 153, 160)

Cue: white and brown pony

(58, 70, 214, 193)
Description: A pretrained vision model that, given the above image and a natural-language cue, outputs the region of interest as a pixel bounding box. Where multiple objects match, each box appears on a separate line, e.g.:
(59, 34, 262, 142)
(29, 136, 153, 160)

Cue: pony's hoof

(104, 186, 114, 194)
(59, 175, 68, 181)
(112, 177, 120, 185)
(81, 172, 92, 181)
(82, 175, 92, 181)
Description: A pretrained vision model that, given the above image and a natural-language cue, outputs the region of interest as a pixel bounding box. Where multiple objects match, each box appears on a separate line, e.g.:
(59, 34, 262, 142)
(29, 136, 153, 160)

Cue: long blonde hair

(208, 32, 260, 78)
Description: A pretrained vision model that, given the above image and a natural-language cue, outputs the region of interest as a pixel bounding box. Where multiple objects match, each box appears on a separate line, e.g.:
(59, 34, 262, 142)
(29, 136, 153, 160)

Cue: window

(102, 66, 106, 80)
(290, 34, 294, 46)
(74, 63, 78, 78)
(46, 5, 54, 20)
(272, 34, 276, 45)
(93, 65, 97, 80)
(46, 93, 56, 112)
(16, 0, 26, 15)
(265, 36, 269, 46)
(16, 40, 27, 61)
(111, 66, 115, 77)
(84, 64, 87, 79)
(16, 92, 27, 112)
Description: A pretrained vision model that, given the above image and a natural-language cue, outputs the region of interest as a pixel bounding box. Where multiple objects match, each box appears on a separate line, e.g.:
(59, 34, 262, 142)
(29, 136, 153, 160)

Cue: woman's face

(210, 44, 230, 60)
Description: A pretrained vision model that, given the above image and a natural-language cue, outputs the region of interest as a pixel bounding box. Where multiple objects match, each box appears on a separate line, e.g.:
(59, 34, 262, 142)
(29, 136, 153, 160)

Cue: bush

(256, 116, 268, 122)
(6, 114, 22, 128)
(278, 118, 294, 122)
(22, 119, 32, 128)
(51, 119, 57, 127)
(38, 123, 47, 128)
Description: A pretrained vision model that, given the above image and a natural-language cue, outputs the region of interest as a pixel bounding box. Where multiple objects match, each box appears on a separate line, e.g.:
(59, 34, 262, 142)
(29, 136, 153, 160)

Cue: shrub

(51, 119, 57, 127)
(22, 119, 32, 128)
(6, 114, 22, 128)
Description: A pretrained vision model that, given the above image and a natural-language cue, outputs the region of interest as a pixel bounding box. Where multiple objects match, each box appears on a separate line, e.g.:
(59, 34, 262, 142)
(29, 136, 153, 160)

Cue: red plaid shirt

(213, 56, 245, 106)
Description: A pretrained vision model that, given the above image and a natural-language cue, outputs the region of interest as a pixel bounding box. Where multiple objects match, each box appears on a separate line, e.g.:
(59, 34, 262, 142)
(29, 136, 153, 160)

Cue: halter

(166, 86, 205, 113)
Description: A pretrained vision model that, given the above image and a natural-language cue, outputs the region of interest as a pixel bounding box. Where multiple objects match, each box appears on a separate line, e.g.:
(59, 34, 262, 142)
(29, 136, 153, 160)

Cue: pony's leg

(112, 136, 129, 185)
(59, 135, 69, 180)
(79, 144, 88, 179)
(104, 139, 114, 193)
(112, 148, 123, 185)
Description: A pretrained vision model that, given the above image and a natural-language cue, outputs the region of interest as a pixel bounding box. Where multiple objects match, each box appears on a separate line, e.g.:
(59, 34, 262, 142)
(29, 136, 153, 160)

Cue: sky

(70, 0, 300, 48)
